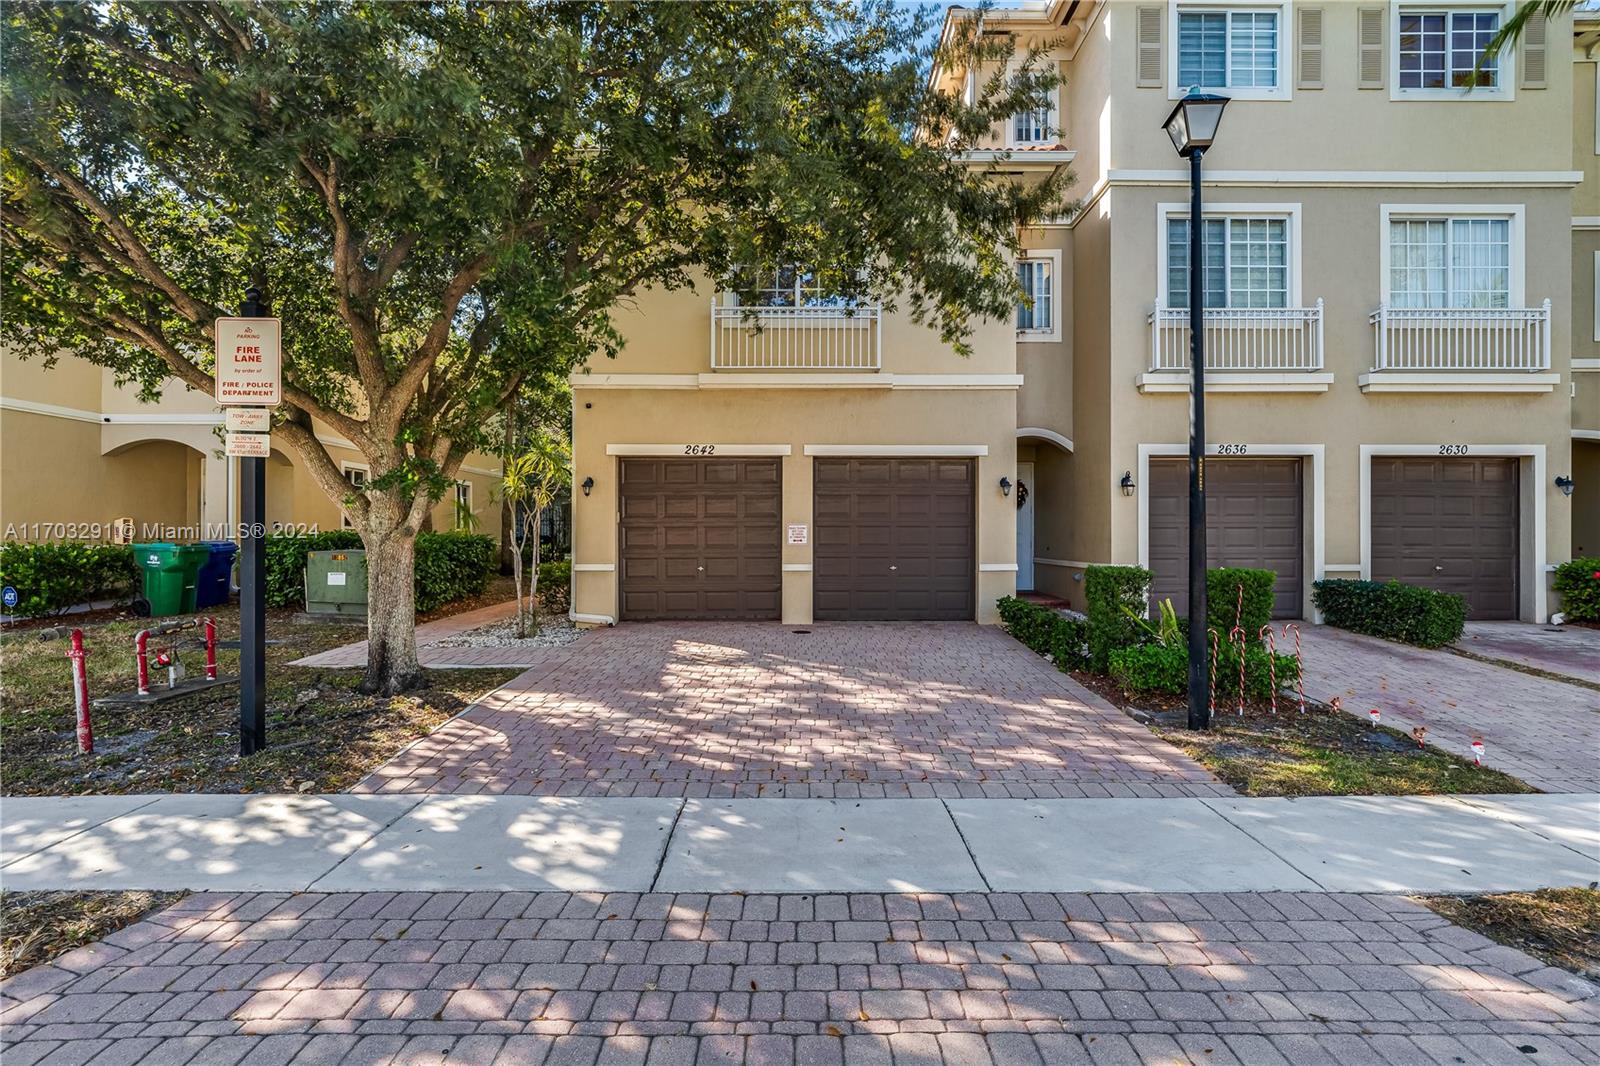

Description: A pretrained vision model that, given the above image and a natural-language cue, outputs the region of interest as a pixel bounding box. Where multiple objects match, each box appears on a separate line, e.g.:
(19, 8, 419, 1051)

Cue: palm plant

(500, 434, 571, 638)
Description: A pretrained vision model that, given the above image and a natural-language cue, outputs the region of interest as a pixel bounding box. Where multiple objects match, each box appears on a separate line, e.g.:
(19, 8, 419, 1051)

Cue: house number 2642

(684, 444, 716, 456)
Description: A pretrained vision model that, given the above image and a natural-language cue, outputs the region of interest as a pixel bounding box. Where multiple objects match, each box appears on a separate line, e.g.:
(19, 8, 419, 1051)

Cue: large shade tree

(2, 0, 1070, 694)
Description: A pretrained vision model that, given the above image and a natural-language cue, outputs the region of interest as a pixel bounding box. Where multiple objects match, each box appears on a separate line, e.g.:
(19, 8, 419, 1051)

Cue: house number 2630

(684, 444, 716, 456)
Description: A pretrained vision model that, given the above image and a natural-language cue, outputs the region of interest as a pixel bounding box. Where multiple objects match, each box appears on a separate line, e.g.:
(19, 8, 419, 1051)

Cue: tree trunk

(500, 496, 515, 575)
(360, 525, 423, 695)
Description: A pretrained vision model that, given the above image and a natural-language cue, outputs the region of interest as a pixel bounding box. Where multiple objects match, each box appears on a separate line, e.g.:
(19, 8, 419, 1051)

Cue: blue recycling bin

(194, 541, 238, 609)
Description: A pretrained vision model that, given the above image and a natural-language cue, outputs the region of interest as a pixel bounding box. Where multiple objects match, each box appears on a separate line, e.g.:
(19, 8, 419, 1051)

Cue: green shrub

(1553, 558, 1600, 623)
(1083, 565, 1152, 671)
(264, 529, 493, 613)
(1108, 640, 1298, 701)
(536, 559, 571, 615)
(1206, 567, 1276, 645)
(996, 595, 1090, 671)
(0, 541, 139, 618)
(1312, 578, 1467, 648)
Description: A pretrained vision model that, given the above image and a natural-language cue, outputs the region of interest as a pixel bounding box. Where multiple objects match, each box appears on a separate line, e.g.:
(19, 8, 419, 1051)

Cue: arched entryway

(1016, 428, 1073, 595)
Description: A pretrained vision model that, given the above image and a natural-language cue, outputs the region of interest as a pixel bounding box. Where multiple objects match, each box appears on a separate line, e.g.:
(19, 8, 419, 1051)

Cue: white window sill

(1017, 331, 1062, 344)
(1357, 372, 1560, 393)
(1166, 86, 1289, 102)
(1390, 87, 1512, 102)
(1137, 371, 1334, 393)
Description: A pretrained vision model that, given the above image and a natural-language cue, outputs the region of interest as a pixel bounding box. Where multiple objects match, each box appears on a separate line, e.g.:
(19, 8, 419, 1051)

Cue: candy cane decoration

(1369, 707, 1381, 728)
(1258, 624, 1278, 714)
(1471, 737, 1484, 766)
(1230, 625, 1247, 715)
(1234, 583, 1245, 631)
(1282, 623, 1305, 714)
(1207, 628, 1220, 722)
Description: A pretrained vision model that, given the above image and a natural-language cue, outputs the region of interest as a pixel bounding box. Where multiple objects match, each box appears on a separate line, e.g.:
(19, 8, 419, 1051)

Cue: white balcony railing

(1369, 300, 1551, 372)
(710, 301, 882, 370)
(1148, 299, 1324, 373)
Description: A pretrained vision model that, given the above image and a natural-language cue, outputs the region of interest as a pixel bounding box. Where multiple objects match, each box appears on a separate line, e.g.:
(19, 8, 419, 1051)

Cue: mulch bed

(1418, 889, 1600, 977)
(1, 890, 186, 979)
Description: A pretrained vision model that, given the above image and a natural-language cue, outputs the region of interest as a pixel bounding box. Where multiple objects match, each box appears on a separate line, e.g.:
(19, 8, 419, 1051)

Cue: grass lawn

(1072, 672, 1535, 797)
(1418, 889, 1600, 977)
(0, 605, 520, 795)
(1, 890, 186, 979)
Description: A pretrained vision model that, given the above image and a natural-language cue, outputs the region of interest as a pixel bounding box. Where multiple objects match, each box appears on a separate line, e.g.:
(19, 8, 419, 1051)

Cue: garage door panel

(1371, 458, 1517, 621)
(1149, 458, 1304, 620)
(813, 457, 975, 621)
(619, 458, 781, 621)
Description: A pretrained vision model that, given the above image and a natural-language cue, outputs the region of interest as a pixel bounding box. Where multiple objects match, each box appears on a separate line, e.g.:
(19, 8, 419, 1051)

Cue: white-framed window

(1592, 250, 1599, 342)
(1392, 5, 1514, 99)
(732, 263, 862, 309)
(340, 462, 369, 530)
(454, 480, 473, 528)
(1169, 3, 1291, 101)
(1157, 203, 1301, 310)
(1012, 103, 1055, 145)
(1016, 248, 1061, 342)
(1379, 204, 1525, 308)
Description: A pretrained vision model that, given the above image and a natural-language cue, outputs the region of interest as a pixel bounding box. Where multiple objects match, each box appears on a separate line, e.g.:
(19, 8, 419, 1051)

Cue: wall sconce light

(581, 476, 594, 497)
(1555, 475, 1574, 497)
(1120, 471, 1135, 497)
(999, 477, 1013, 498)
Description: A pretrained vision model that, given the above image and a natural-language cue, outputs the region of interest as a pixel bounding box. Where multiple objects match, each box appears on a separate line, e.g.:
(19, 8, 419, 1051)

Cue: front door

(1016, 461, 1035, 591)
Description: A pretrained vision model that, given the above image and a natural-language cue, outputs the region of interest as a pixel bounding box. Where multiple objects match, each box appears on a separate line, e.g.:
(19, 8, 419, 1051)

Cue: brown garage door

(618, 458, 781, 620)
(1149, 458, 1303, 619)
(1371, 458, 1518, 620)
(813, 458, 975, 621)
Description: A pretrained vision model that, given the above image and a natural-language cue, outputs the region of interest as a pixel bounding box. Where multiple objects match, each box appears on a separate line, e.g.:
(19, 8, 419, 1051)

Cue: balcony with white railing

(1362, 300, 1558, 393)
(1138, 300, 1330, 393)
(709, 300, 882, 371)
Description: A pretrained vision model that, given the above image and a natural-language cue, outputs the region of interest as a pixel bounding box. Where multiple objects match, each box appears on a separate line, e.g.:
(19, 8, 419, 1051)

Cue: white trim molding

(1017, 427, 1075, 452)
(781, 563, 814, 572)
(1576, 217, 1600, 230)
(605, 444, 792, 457)
(979, 563, 1019, 573)
(1034, 558, 1100, 569)
(1572, 359, 1600, 372)
(1574, 429, 1600, 441)
(571, 373, 1023, 391)
(803, 444, 989, 457)
(1357, 372, 1560, 393)
(1136, 443, 1327, 621)
(1137, 372, 1334, 393)
(572, 563, 616, 572)
(1358, 444, 1547, 622)
(1099, 169, 1582, 188)
(0, 397, 102, 423)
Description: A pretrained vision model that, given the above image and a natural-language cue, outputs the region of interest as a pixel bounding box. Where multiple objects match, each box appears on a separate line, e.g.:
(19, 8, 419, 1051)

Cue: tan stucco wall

(571, 387, 1019, 625)
(1016, 228, 1074, 445)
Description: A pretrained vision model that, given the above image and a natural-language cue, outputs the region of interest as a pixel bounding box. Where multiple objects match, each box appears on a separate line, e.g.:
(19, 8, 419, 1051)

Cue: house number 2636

(684, 444, 716, 456)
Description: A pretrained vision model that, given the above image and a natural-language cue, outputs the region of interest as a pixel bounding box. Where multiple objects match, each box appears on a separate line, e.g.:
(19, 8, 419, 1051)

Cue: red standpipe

(204, 617, 218, 681)
(135, 628, 152, 695)
(67, 629, 93, 754)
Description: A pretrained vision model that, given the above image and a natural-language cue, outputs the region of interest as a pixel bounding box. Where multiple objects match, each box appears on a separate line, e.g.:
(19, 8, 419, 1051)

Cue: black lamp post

(1161, 88, 1229, 732)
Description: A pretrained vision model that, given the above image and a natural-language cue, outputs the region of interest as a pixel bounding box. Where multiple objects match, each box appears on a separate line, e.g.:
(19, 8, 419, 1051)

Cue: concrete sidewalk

(3, 793, 1595, 896)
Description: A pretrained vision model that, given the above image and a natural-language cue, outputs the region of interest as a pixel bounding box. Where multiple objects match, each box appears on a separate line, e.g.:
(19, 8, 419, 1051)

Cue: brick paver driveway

(354, 623, 1227, 799)
(4, 890, 1597, 1065)
(1297, 626, 1600, 794)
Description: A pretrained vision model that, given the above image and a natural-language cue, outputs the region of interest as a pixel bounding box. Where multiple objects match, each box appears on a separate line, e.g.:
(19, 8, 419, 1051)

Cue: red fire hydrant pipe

(204, 617, 218, 681)
(135, 628, 152, 695)
(67, 629, 93, 755)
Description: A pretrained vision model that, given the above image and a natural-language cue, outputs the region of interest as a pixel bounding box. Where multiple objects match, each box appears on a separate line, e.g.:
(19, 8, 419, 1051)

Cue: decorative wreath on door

(1015, 480, 1029, 509)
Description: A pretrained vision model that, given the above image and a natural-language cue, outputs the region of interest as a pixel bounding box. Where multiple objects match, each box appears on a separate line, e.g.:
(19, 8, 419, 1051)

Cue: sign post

(216, 288, 280, 756)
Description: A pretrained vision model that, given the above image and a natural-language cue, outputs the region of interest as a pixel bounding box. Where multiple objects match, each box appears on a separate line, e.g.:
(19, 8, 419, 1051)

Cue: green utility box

(132, 542, 210, 616)
(305, 549, 368, 618)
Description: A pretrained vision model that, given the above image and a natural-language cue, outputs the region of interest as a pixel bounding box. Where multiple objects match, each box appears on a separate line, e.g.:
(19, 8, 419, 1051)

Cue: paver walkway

(1297, 626, 1600, 794)
(352, 623, 1229, 799)
(1453, 622, 1600, 687)
(3, 890, 1597, 1065)
(293, 600, 557, 668)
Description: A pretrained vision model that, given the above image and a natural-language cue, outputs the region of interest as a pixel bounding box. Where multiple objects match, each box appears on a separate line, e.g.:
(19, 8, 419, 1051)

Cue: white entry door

(1016, 461, 1035, 591)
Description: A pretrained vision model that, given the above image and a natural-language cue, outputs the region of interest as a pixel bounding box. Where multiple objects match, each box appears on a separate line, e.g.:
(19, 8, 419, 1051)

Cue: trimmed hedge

(1109, 640, 1298, 700)
(1312, 578, 1467, 648)
(264, 530, 493, 613)
(1206, 567, 1276, 645)
(1553, 558, 1600, 623)
(0, 541, 139, 618)
(1084, 565, 1152, 671)
(996, 595, 1090, 671)
(537, 560, 571, 615)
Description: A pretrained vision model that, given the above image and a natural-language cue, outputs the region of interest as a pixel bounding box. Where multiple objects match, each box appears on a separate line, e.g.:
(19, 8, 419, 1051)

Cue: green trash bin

(132, 542, 210, 617)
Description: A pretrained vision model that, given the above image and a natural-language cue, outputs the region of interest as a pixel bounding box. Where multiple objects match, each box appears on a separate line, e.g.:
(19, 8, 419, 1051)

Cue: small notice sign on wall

(787, 524, 808, 545)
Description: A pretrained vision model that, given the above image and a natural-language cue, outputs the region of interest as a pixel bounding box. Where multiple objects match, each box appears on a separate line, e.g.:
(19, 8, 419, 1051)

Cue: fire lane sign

(214, 317, 282, 407)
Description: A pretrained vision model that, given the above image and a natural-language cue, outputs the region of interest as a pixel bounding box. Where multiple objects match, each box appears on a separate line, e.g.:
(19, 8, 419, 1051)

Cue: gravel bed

(429, 617, 582, 649)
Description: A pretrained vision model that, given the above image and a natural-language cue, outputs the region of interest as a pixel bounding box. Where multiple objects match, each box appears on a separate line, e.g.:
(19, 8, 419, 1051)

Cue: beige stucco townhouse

(570, 0, 1591, 627)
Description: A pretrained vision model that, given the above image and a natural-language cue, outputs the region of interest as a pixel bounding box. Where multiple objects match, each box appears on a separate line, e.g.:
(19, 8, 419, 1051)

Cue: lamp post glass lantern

(1161, 89, 1229, 732)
